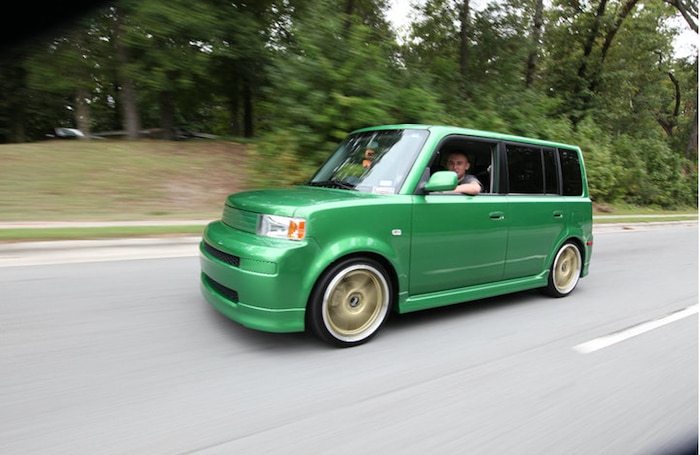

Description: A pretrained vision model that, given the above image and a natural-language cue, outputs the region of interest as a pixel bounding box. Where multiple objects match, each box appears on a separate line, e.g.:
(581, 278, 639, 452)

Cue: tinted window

(559, 148, 583, 196)
(544, 148, 558, 194)
(507, 144, 543, 194)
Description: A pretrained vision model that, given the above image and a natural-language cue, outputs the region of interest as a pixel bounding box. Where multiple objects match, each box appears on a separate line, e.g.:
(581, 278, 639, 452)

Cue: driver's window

(430, 137, 495, 193)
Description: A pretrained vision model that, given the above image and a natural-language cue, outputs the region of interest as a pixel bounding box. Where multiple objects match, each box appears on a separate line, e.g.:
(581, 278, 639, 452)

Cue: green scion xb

(200, 125, 593, 347)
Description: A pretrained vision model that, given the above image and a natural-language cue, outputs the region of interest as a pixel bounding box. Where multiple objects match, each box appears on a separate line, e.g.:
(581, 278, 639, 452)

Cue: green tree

(206, 0, 278, 138)
(0, 48, 33, 142)
(110, 1, 142, 139)
(525, 0, 545, 88)
(123, 0, 218, 139)
(252, 0, 442, 186)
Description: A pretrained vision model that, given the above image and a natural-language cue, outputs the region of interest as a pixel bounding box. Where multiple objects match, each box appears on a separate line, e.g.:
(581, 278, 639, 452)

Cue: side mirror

(424, 171, 458, 193)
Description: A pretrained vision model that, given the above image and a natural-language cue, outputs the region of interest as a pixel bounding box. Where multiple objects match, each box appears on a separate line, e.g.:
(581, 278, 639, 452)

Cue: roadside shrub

(250, 127, 331, 188)
(572, 118, 623, 203)
(612, 135, 696, 208)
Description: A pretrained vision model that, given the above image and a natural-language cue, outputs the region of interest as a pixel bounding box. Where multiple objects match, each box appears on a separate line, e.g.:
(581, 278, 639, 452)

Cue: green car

(200, 125, 593, 347)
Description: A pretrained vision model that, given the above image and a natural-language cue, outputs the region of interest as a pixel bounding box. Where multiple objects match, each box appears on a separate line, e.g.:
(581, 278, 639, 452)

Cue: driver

(446, 151, 482, 195)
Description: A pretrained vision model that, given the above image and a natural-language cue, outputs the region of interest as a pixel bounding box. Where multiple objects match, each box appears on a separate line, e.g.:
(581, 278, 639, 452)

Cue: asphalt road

(0, 225, 697, 454)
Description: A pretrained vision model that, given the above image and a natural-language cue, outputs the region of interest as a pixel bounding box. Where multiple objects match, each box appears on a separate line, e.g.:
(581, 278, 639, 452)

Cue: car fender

(545, 225, 589, 274)
(299, 234, 405, 307)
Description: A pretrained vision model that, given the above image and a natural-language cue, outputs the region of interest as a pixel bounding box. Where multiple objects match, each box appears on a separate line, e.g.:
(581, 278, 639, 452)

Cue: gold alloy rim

(554, 245, 581, 293)
(324, 266, 388, 339)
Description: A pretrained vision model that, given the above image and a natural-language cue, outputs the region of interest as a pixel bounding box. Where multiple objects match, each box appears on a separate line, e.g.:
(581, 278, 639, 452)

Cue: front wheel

(307, 258, 392, 347)
(543, 242, 582, 297)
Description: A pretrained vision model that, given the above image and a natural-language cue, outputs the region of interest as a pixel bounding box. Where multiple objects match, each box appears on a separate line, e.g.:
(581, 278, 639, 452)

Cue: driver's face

(446, 153, 470, 179)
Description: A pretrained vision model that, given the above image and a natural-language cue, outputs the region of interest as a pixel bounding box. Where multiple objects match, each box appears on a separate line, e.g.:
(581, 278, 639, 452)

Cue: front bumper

(199, 221, 318, 333)
(200, 273, 305, 333)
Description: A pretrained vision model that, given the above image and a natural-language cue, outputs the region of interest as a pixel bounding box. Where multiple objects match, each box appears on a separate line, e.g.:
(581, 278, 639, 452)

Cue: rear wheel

(543, 242, 582, 297)
(307, 258, 392, 347)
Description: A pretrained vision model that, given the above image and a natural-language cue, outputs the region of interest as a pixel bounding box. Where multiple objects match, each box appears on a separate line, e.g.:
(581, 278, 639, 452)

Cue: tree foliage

(0, 0, 696, 207)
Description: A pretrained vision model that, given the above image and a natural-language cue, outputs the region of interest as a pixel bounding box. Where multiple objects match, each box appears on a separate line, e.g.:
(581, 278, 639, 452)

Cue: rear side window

(506, 143, 583, 196)
(559, 148, 583, 196)
(506, 144, 560, 194)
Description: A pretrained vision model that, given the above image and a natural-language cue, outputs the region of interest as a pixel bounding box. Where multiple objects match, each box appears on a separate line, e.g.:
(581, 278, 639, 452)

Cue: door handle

(553, 211, 564, 218)
(489, 211, 504, 220)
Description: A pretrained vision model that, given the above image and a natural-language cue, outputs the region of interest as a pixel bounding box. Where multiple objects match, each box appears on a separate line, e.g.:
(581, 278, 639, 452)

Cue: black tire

(543, 241, 582, 297)
(307, 257, 392, 347)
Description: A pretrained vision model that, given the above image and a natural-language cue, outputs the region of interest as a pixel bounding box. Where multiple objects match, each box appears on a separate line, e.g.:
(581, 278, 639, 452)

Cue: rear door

(502, 143, 567, 279)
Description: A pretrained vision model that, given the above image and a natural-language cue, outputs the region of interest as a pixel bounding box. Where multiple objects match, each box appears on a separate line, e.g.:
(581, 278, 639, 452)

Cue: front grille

(222, 205, 258, 233)
(204, 274, 239, 302)
(203, 242, 240, 267)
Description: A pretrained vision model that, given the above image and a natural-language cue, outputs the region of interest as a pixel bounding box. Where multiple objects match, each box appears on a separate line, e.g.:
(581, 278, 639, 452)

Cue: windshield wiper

(305, 179, 357, 190)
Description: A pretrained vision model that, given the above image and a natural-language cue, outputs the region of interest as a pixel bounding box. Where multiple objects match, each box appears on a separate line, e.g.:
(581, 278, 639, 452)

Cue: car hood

(226, 186, 382, 217)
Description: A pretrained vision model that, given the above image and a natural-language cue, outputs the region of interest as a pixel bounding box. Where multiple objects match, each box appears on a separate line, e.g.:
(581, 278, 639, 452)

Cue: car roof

(351, 124, 580, 151)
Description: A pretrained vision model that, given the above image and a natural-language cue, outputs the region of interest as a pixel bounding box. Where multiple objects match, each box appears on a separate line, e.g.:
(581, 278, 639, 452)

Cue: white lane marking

(573, 305, 698, 354)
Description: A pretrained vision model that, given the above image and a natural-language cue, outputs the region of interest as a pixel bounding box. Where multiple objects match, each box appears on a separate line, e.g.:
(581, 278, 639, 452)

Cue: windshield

(307, 129, 429, 194)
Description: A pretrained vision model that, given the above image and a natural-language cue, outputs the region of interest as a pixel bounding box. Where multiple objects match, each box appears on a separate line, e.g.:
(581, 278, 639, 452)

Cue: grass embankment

(0, 140, 249, 221)
(0, 140, 249, 241)
(0, 226, 208, 242)
(592, 203, 698, 224)
(0, 140, 696, 241)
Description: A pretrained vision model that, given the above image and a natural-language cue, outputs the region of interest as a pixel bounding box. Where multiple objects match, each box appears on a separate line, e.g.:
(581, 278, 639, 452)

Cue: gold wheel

(552, 243, 581, 295)
(321, 263, 390, 343)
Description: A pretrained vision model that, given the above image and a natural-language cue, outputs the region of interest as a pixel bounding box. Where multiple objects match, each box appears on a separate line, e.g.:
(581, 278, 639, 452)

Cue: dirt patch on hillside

(152, 141, 253, 218)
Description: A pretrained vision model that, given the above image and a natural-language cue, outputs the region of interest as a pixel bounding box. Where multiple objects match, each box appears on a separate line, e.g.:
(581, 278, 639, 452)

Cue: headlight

(257, 214, 307, 240)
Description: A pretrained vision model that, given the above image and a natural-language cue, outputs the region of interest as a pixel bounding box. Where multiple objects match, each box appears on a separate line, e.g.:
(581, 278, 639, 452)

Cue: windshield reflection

(307, 129, 429, 194)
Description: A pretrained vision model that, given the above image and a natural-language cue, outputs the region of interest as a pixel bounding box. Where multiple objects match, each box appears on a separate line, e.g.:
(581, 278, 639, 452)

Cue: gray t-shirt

(459, 174, 483, 190)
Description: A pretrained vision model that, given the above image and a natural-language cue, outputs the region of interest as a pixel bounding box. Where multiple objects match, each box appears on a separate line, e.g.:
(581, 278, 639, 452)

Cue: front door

(408, 194, 508, 296)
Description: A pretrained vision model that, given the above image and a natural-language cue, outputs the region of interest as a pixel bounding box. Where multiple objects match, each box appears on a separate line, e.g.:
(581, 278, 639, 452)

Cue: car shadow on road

(197, 289, 556, 350)
(199, 298, 320, 350)
(385, 289, 547, 331)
